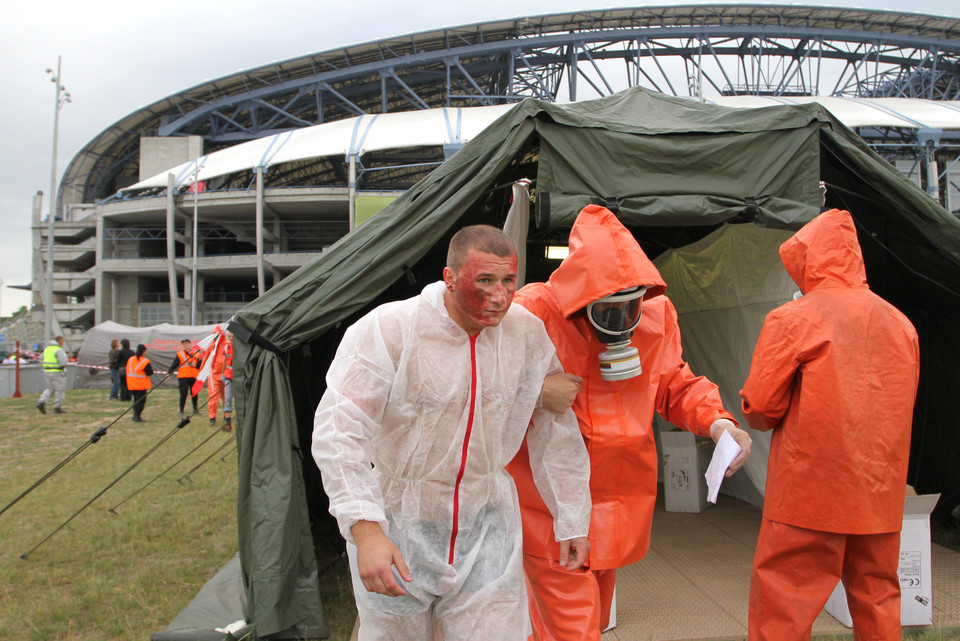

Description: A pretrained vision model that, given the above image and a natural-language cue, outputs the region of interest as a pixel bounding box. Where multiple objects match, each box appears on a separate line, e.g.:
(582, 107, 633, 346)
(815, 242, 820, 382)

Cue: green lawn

(0, 387, 356, 641)
(1, 387, 240, 640)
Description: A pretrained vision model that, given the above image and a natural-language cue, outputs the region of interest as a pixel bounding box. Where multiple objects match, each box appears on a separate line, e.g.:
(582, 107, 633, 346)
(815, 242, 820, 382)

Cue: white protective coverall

(312, 281, 592, 641)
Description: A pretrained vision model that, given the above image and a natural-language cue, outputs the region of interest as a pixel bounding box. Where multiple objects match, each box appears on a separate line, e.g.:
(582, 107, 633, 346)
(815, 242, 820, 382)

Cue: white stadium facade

(32, 4, 960, 339)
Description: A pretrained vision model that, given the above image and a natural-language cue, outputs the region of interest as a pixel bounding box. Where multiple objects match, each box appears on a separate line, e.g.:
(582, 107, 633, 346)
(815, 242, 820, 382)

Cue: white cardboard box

(661, 430, 715, 513)
(824, 493, 941, 627)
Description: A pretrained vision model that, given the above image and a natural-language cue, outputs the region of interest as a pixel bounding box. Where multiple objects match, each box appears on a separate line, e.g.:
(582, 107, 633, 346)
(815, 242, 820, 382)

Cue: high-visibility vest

(126, 355, 152, 390)
(42, 344, 64, 372)
(176, 350, 199, 379)
(223, 343, 233, 380)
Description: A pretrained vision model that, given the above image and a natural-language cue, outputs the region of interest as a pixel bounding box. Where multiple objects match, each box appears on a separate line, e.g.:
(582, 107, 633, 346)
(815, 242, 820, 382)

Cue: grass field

(0, 387, 356, 641)
(2, 387, 956, 641)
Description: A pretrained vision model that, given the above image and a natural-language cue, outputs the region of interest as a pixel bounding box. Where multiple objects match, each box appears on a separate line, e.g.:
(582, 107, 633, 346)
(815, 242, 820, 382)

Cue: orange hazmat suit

(205, 340, 226, 420)
(507, 205, 736, 640)
(740, 208, 920, 641)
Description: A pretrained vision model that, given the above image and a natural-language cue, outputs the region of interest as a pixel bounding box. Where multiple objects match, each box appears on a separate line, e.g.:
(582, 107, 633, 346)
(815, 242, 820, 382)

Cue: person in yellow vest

(170, 339, 201, 418)
(125, 344, 154, 423)
(37, 336, 68, 414)
(221, 331, 234, 432)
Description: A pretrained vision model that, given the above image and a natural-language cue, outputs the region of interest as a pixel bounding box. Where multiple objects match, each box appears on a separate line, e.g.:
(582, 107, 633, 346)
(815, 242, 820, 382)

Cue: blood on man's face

(443, 249, 518, 334)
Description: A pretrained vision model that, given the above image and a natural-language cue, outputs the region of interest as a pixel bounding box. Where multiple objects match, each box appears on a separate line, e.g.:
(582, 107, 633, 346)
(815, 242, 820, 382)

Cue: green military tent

(221, 87, 960, 638)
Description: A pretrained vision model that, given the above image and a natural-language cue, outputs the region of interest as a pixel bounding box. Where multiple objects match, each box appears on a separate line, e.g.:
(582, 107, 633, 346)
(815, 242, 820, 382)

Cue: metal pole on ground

(13, 340, 22, 398)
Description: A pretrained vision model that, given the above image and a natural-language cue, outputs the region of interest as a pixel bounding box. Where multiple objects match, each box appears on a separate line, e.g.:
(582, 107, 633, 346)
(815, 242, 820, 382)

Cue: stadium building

(30, 4, 960, 340)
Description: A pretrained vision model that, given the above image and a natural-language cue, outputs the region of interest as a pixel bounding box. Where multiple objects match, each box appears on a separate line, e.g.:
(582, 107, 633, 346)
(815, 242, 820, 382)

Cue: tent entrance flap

(151, 553, 250, 641)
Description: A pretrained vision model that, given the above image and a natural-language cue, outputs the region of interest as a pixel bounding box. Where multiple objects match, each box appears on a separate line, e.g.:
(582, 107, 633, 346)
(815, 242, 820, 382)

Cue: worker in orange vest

(170, 338, 201, 418)
(125, 344, 154, 423)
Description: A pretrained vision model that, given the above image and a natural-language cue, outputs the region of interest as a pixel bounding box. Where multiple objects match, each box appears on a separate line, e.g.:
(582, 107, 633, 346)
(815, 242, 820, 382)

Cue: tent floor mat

(351, 488, 960, 640)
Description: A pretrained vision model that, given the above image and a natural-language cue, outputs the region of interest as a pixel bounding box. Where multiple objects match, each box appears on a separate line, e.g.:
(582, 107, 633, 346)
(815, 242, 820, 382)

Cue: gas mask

(586, 286, 647, 381)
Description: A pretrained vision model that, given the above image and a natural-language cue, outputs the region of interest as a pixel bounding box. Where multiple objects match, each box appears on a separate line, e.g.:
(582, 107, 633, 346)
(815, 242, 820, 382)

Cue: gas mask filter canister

(586, 286, 647, 381)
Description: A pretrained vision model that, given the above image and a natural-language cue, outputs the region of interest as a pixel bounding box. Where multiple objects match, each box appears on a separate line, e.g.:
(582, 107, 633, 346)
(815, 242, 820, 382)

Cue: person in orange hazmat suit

(740, 208, 920, 641)
(312, 225, 592, 641)
(205, 335, 226, 427)
(506, 204, 752, 641)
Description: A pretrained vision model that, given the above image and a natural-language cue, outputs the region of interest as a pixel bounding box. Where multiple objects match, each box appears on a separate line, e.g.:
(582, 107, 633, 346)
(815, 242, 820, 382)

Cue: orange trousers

(206, 374, 224, 419)
(523, 554, 616, 641)
(749, 517, 901, 641)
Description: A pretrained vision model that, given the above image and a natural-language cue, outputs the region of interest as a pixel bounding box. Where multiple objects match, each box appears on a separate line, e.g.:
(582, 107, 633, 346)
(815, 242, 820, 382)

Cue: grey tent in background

(75, 321, 218, 389)
(212, 87, 960, 638)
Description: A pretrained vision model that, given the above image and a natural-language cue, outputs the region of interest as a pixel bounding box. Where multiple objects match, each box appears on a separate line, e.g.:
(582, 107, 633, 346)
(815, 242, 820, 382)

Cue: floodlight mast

(44, 56, 70, 343)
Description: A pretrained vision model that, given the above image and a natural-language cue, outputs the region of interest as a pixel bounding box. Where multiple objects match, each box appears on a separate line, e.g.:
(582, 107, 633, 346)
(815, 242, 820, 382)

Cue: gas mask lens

(587, 287, 646, 337)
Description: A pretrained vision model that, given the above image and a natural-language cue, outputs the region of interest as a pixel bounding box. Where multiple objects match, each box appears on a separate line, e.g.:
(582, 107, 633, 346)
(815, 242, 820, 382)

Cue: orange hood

(548, 205, 667, 318)
(779, 208, 868, 294)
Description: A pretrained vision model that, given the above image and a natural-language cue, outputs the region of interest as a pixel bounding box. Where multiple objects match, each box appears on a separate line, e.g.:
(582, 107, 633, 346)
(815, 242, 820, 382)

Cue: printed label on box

(670, 468, 690, 492)
(900, 550, 923, 589)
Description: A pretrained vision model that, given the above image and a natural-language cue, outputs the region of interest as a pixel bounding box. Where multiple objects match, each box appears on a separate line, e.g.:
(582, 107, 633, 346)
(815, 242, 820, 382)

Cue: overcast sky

(2, 0, 958, 316)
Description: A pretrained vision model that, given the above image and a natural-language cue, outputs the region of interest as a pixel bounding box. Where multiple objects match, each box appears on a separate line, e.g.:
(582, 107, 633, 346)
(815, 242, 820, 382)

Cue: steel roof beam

(58, 7, 960, 205)
(153, 24, 960, 136)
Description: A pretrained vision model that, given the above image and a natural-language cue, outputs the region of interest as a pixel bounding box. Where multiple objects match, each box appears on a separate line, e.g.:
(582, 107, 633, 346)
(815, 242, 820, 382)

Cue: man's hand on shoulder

(351, 520, 413, 597)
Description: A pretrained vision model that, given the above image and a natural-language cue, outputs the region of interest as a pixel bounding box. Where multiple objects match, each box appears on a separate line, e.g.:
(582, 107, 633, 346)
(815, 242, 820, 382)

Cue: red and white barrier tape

(74, 362, 171, 375)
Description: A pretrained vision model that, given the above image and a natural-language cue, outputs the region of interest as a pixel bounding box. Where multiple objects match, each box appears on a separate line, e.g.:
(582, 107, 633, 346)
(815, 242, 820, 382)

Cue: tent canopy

(225, 87, 960, 638)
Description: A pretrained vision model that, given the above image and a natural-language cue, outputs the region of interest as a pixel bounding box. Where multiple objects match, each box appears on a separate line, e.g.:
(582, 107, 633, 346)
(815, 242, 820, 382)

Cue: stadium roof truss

(60, 5, 960, 208)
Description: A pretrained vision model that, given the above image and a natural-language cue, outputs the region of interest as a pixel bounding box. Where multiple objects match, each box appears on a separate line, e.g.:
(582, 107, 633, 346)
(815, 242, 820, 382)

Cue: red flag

(191, 327, 224, 396)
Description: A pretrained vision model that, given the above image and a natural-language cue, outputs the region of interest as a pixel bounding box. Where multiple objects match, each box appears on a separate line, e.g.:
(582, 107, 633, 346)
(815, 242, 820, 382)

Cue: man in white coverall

(312, 225, 593, 641)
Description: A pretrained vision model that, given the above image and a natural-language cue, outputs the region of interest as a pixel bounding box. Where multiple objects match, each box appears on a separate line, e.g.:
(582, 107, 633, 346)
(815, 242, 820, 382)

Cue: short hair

(181, 339, 191, 344)
(110, 339, 120, 348)
(446, 225, 516, 272)
(121, 338, 130, 349)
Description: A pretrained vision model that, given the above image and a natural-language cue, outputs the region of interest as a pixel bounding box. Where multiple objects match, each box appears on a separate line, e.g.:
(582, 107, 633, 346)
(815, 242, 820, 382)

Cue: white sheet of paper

(705, 430, 742, 503)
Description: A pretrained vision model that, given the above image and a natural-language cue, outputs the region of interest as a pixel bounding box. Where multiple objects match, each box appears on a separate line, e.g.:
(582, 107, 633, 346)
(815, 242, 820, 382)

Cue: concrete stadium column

(110, 275, 118, 325)
(926, 151, 941, 202)
(348, 154, 357, 231)
(185, 190, 194, 324)
(196, 277, 206, 324)
(919, 128, 942, 203)
(272, 218, 282, 288)
(95, 213, 104, 324)
(166, 174, 180, 324)
(256, 166, 265, 296)
(31, 192, 44, 308)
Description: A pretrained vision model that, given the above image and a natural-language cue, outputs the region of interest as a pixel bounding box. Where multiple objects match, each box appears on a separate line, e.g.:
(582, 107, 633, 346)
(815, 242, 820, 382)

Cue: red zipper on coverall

(449, 333, 478, 565)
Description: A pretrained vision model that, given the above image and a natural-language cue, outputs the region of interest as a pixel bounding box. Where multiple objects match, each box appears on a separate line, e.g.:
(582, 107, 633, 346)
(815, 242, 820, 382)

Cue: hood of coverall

(549, 205, 667, 318)
(779, 208, 868, 295)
